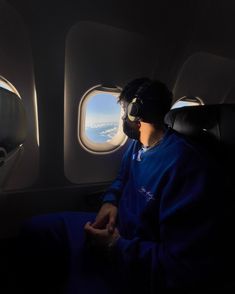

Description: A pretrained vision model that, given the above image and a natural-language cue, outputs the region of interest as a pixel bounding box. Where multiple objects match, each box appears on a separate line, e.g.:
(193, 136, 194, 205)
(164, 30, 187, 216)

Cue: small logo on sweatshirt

(132, 148, 148, 162)
(138, 186, 154, 202)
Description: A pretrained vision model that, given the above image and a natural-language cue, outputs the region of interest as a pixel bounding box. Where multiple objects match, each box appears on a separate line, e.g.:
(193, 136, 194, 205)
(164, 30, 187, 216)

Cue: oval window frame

(171, 96, 204, 109)
(0, 75, 21, 98)
(78, 85, 127, 154)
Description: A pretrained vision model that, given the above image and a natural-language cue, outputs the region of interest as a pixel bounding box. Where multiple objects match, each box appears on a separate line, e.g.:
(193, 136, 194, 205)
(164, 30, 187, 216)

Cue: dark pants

(13, 212, 124, 294)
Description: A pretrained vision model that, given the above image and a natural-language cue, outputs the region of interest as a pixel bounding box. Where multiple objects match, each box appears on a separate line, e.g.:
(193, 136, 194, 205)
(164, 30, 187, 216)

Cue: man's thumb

(108, 218, 115, 233)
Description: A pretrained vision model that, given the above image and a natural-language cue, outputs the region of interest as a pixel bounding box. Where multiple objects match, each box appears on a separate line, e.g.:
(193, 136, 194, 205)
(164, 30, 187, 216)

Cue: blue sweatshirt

(103, 128, 228, 292)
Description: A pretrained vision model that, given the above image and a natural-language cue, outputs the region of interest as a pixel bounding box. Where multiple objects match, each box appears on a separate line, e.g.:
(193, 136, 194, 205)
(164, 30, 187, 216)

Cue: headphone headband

(134, 80, 152, 100)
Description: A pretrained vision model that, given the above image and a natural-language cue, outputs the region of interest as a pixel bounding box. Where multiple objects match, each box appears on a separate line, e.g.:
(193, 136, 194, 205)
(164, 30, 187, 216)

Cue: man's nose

(122, 112, 127, 120)
(122, 110, 128, 120)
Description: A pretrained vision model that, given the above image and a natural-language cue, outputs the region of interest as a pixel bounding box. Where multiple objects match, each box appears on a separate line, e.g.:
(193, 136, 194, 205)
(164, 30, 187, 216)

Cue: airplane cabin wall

(64, 21, 158, 185)
(168, 1, 235, 104)
(1, 0, 235, 237)
(0, 1, 39, 192)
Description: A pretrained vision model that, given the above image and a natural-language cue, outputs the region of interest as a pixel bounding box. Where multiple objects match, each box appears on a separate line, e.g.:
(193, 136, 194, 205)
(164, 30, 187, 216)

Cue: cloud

(86, 121, 118, 129)
(100, 127, 117, 135)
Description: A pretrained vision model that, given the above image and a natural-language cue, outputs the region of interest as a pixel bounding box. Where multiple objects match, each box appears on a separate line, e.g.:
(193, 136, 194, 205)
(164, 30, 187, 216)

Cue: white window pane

(0, 80, 13, 92)
(171, 96, 204, 110)
(171, 101, 200, 109)
(0, 76, 21, 98)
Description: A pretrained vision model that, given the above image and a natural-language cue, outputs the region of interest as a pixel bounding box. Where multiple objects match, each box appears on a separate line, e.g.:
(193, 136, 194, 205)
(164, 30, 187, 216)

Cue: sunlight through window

(85, 93, 120, 143)
(79, 86, 127, 153)
(0, 76, 21, 98)
(171, 96, 204, 109)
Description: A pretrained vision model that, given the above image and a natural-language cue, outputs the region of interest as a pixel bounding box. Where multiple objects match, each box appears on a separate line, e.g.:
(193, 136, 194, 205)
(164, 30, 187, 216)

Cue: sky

(85, 92, 121, 127)
(171, 101, 200, 109)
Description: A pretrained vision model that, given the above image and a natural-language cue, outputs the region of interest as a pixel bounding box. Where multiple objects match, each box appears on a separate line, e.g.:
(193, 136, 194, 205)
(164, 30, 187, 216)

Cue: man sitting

(15, 78, 228, 294)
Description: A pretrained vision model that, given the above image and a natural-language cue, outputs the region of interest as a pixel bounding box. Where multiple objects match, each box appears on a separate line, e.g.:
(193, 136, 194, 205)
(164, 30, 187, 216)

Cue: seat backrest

(164, 103, 235, 290)
(164, 102, 235, 181)
(165, 103, 235, 143)
(0, 87, 27, 189)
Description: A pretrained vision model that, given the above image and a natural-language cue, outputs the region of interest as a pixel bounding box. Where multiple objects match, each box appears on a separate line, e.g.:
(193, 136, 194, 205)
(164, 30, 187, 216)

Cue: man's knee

(20, 212, 69, 240)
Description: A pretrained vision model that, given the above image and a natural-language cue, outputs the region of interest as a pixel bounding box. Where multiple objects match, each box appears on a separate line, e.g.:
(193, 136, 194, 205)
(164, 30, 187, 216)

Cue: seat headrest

(0, 87, 27, 153)
(173, 52, 235, 104)
(164, 104, 235, 148)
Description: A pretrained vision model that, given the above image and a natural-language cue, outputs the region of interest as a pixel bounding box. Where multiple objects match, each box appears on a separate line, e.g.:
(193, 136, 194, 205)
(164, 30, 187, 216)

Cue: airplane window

(78, 86, 127, 153)
(171, 96, 204, 109)
(0, 76, 21, 98)
(85, 93, 120, 143)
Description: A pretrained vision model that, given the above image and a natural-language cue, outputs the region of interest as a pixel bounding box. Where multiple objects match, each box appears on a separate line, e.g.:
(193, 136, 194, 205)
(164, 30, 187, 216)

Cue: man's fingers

(92, 214, 108, 229)
(85, 222, 107, 237)
(84, 221, 92, 231)
(92, 219, 103, 228)
(108, 210, 117, 232)
(84, 222, 98, 234)
(84, 221, 91, 227)
(84, 222, 94, 230)
(107, 217, 115, 233)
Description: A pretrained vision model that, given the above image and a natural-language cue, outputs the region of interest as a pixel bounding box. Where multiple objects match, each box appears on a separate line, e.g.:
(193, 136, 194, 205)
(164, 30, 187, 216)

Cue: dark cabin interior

(1, 0, 235, 292)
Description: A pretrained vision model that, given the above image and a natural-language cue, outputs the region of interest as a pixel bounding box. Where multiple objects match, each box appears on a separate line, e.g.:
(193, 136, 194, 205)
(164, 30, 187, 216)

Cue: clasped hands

(84, 203, 120, 250)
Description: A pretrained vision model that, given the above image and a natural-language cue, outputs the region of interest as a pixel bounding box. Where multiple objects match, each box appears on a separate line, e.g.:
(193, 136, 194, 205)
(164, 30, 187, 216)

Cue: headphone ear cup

(127, 100, 140, 122)
(127, 80, 151, 122)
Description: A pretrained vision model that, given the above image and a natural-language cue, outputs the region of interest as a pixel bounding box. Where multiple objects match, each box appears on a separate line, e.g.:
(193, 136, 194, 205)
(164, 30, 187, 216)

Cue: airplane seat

(0, 87, 27, 291)
(0, 87, 27, 190)
(164, 103, 235, 184)
(164, 103, 235, 293)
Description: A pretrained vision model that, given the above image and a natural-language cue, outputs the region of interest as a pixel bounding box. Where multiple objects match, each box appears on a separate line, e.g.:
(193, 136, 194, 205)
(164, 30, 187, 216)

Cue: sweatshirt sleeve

(112, 150, 225, 291)
(102, 142, 135, 205)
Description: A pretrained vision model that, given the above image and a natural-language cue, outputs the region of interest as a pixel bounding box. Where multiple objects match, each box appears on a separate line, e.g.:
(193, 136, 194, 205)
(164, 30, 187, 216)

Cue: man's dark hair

(118, 78, 151, 104)
(119, 77, 173, 125)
